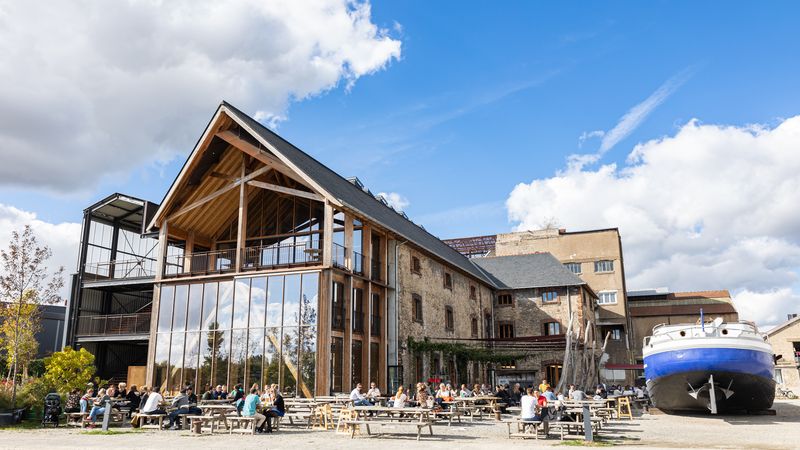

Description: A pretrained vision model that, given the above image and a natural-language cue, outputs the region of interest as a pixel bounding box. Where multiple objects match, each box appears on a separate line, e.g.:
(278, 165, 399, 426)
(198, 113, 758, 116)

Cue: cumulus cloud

(507, 116, 800, 328)
(0, 204, 81, 303)
(0, 0, 401, 191)
(377, 192, 409, 211)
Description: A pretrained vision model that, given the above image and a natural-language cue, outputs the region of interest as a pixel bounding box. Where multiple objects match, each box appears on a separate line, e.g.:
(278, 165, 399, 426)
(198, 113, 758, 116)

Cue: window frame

(541, 290, 559, 304)
(471, 316, 479, 338)
(497, 293, 513, 307)
(594, 260, 614, 273)
(412, 293, 424, 324)
(543, 321, 561, 336)
(469, 285, 477, 300)
(443, 271, 453, 290)
(498, 321, 515, 339)
(597, 291, 618, 305)
(411, 255, 421, 275)
(564, 262, 582, 274)
(445, 305, 454, 332)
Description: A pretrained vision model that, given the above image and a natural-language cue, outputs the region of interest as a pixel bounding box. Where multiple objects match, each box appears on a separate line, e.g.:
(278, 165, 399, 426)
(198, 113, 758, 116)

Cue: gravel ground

(1, 400, 798, 450)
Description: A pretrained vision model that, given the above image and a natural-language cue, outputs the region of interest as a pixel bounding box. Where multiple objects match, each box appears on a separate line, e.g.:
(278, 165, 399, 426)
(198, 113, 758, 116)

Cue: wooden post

(155, 220, 168, 280)
(183, 231, 195, 273)
(235, 156, 247, 272)
(322, 203, 333, 267)
(344, 215, 353, 271)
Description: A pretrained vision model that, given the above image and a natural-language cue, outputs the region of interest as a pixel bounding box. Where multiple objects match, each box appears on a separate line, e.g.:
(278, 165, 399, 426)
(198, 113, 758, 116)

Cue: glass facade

(153, 272, 319, 396)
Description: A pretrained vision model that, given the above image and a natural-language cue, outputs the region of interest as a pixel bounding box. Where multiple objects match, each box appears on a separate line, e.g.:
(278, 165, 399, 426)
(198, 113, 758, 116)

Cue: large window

(471, 317, 478, 338)
(332, 281, 345, 330)
(594, 260, 614, 273)
(445, 306, 454, 332)
(370, 293, 381, 337)
(331, 336, 344, 393)
(497, 294, 513, 306)
(498, 323, 515, 339)
(598, 291, 618, 305)
(544, 321, 561, 336)
(412, 294, 423, 323)
(154, 272, 320, 397)
(353, 288, 364, 333)
(352, 340, 363, 387)
(541, 291, 559, 303)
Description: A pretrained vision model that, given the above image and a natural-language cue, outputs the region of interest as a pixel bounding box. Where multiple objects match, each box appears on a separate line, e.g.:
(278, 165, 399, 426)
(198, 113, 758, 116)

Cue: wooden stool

(617, 396, 632, 419)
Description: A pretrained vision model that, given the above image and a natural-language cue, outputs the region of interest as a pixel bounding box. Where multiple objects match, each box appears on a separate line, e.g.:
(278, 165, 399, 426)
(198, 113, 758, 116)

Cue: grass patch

(0, 420, 44, 430)
(559, 438, 615, 447)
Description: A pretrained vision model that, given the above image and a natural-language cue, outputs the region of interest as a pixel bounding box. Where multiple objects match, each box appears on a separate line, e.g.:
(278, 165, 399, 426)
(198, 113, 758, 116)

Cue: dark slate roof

(472, 253, 586, 290)
(222, 102, 495, 285)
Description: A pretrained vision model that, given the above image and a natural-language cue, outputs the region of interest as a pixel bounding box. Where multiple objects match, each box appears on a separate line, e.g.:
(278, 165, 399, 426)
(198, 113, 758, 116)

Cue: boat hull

(646, 370, 776, 412)
(644, 347, 776, 413)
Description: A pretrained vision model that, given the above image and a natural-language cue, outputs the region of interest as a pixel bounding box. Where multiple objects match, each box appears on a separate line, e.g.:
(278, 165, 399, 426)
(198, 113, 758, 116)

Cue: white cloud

(507, 115, 800, 328)
(377, 192, 409, 211)
(0, 0, 401, 191)
(575, 68, 693, 169)
(0, 204, 81, 303)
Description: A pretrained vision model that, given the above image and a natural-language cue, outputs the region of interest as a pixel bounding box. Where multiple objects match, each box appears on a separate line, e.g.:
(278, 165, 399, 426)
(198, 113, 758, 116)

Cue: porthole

(722, 329, 728, 335)
(679, 331, 686, 337)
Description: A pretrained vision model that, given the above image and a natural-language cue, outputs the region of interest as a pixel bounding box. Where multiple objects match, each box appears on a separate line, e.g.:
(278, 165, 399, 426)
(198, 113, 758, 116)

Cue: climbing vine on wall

(406, 337, 528, 366)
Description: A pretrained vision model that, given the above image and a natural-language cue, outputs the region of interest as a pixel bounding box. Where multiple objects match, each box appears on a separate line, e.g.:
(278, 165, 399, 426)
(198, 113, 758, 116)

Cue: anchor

(687, 375, 734, 414)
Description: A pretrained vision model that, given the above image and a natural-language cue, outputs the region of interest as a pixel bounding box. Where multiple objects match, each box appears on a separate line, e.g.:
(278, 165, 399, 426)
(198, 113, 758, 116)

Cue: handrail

(83, 258, 156, 282)
(164, 248, 237, 277)
(242, 241, 321, 270)
(75, 312, 151, 336)
(332, 243, 347, 270)
(353, 251, 365, 275)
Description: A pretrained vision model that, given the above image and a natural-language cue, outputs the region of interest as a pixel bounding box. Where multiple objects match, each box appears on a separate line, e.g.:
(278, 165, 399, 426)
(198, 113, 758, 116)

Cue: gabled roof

(472, 253, 587, 290)
(767, 314, 800, 336)
(150, 101, 495, 286)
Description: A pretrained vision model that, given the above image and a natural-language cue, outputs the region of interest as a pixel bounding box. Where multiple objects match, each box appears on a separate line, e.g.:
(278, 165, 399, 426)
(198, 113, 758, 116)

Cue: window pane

(214, 330, 231, 389)
(300, 325, 316, 397)
(332, 281, 344, 330)
(331, 336, 344, 394)
(247, 328, 265, 389)
(157, 286, 175, 332)
(266, 276, 284, 327)
(352, 288, 364, 333)
(249, 277, 267, 328)
(265, 328, 281, 388)
(282, 327, 300, 397)
(201, 282, 218, 330)
(370, 342, 379, 387)
(229, 329, 248, 388)
(352, 339, 363, 388)
(172, 285, 189, 331)
(283, 274, 301, 326)
(154, 333, 170, 392)
(217, 281, 234, 329)
(300, 273, 319, 326)
(233, 278, 251, 329)
(183, 331, 200, 389)
(198, 330, 214, 391)
(168, 332, 185, 394)
(186, 284, 203, 331)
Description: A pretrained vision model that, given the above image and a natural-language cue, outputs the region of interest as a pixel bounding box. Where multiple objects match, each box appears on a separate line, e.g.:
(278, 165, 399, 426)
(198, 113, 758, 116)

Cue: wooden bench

(346, 419, 434, 441)
(185, 415, 223, 434)
(65, 412, 87, 427)
(502, 418, 544, 439)
(227, 416, 257, 435)
(136, 413, 167, 430)
(82, 411, 126, 427)
(432, 408, 462, 426)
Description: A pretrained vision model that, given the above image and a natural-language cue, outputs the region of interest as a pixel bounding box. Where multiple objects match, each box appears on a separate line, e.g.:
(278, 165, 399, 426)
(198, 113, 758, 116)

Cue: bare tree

(0, 225, 64, 406)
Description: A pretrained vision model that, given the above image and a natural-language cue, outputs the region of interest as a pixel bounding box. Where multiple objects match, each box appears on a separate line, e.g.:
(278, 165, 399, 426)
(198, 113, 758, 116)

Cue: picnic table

(184, 404, 238, 433)
(346, 406, 435, 440)
(447, 396, 503, 420)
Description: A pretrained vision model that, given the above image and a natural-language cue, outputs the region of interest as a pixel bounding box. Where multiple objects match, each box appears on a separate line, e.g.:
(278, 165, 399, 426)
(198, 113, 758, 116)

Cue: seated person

(264, 384, 285, 433)
(213, 385, 228, 400)
(166, 387, 201, 429)
(350, 383, 371, 406)
(201, 385, 214, 401)
(366, 382, 382, 403)
(242, 387, 267, 433)
(544, 387, 558, 402)
(390, 386, 407, 408)
(533, 390, 547, 409)
(141, 388, 166, 415)
(459, 384, 472, 397)
(87, 387, 115, 428)
(520, 387, 542, 423)
(64, 388, 81, 413)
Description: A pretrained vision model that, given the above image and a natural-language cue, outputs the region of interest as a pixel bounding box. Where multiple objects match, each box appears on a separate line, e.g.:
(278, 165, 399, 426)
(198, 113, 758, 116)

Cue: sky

(1, 1, 799, 328)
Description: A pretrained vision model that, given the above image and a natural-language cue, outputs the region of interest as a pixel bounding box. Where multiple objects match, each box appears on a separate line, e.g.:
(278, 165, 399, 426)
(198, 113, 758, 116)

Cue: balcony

(76, 312, 151, 337)
(353, 251, 365, 276)
(83, 259, 156, 283)
(370, 314, 380, 337)
(332, 243, 347, 270)
(242, 242, 321, 271)
(370, 258, 383, 282)
(164, 248, 237, 277)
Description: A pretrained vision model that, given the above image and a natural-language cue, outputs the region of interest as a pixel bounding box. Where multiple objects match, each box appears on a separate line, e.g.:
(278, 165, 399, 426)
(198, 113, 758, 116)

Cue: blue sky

(4, 1, 798, 237)
(1, 1, 799, 326)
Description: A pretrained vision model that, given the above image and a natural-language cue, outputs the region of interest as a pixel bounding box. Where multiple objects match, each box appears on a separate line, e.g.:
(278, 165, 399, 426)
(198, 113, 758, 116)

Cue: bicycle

(777, 386, 797, 399)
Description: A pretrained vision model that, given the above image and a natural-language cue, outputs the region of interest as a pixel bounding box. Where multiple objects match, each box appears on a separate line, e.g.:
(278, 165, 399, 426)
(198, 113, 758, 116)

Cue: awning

(605, 363, 644, 370)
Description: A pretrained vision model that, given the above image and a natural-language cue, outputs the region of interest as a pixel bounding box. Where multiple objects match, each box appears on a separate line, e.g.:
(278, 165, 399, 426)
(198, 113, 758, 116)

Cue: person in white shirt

(141, 390, 166, 414)
(366, 382, 381, 402)
(350, 383, 370, 406)
(391, 386, 408, 408)
(520, 388, 541, 423)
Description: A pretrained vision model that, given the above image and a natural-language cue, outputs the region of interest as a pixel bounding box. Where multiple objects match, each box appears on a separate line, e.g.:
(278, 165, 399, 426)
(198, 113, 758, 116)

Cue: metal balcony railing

(242, 242, 321, 270)
(370, 314, 381, 337)
(332, 243, 347, 270)
(164, 248, 237, 277)
(83, 259, 156, 282)
(76, 312, 151, 337)
(353, 251, 365, 276)
(370, 258, 383, 282)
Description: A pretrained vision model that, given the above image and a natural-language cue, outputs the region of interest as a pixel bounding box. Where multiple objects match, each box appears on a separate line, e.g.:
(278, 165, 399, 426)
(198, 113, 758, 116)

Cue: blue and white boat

(643, 317, 775, 413)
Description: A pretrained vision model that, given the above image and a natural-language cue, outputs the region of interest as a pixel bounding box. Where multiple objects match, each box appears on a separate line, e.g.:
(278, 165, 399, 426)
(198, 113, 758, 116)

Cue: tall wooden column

(235, 156, 247, 272)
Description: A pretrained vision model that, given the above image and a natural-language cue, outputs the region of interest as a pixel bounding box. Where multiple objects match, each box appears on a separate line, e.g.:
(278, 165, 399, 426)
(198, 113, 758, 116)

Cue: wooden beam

(217, 130, 284, 166)
(235, 155, 247, 272)
(323, 202, 333, 267)
(209, 171, 237, 181)
(246, 180, 325, 202)
(155, 220, 168, 281)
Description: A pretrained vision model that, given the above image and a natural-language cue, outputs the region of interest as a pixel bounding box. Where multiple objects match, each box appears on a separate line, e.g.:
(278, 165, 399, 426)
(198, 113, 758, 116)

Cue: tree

(0, 294, 40, 378)
(0, 225, 64, 406)
(41, 347, 96, 394)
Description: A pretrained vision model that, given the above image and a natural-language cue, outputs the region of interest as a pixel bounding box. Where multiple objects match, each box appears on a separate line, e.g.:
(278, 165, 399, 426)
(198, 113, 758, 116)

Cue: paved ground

(1, 400, 798, 449)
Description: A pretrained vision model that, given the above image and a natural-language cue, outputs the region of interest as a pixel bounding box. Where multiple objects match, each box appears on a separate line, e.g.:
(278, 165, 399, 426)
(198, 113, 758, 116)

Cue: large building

(767, 314, 800, 393)
(65, 102, 557, 396)
(472, 253, 597, 387)
(446, 228, 632, 383)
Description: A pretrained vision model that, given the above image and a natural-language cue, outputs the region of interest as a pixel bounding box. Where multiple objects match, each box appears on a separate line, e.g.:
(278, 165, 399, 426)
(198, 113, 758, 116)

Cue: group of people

(384, 382, 494, 410)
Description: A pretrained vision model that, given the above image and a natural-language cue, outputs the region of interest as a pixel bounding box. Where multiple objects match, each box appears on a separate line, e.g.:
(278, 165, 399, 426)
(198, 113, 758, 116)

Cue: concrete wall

(769, 318, 800, 392)
(396, 244, 492, 386)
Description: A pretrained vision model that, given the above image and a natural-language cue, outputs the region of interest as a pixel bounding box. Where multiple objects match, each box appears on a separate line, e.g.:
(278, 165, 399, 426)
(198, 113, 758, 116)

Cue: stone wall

(769, 318, 800, 392)
(396, 244, 492, 386)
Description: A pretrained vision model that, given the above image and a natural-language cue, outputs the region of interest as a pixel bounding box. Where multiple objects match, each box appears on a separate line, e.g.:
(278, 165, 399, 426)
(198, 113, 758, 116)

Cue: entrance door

(545, 364, 562, 387)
